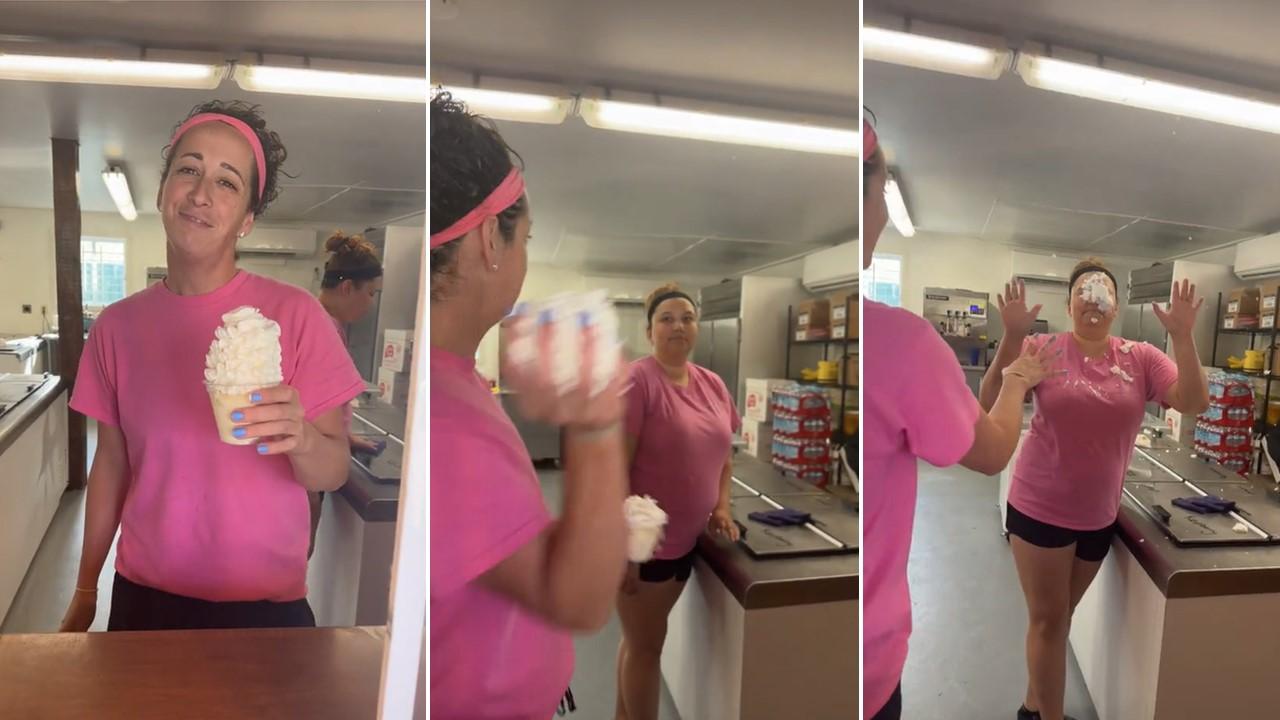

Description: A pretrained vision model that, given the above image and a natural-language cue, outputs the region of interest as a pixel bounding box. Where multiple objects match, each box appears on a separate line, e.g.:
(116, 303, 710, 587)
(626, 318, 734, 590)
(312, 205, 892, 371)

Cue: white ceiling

(432, 0, 858, 278)
(865, 0, 1280, 260)
(0, 1, 425, 230)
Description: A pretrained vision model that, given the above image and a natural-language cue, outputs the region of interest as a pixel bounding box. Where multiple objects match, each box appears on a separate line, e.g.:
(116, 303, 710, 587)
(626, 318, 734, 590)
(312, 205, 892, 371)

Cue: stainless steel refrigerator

(346, 226, 423, 384)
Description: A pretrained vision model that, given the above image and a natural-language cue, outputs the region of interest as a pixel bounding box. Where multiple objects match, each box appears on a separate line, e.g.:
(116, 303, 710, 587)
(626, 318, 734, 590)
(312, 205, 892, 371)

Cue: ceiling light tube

(439, 85, 571, 124)
(102, 168, 137, 222)
(579, 99, 858, 156)
(885, 174, 915, 237)
(1016, 53, 1280, 135)
(864, 26, 1010, 80)
(0, 51, 223, 89)
(234, 64, 427, 103)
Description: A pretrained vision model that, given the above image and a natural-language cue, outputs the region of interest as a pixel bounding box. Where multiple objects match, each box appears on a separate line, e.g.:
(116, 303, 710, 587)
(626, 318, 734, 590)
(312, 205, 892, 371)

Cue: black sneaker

(1017, 709, 1076, 720)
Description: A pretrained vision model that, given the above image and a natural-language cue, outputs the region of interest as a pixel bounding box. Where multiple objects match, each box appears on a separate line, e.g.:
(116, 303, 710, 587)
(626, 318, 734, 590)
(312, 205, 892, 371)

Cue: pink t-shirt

(70, 271, 364, 602)
(1010, 333, 1178, 530)
(863, 300, 980, 715)
(430, 347, 573, 720)
(624, 357, 739, 560)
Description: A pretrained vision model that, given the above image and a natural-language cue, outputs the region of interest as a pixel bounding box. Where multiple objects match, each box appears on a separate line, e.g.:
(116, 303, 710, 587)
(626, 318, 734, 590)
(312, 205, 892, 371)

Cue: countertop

(0, 375, 64, 455)
(697, 456, 858, 610)
(334, 402, 406, 523)
(1117, 441, 1280, 599)
(0, 626, 386, 719)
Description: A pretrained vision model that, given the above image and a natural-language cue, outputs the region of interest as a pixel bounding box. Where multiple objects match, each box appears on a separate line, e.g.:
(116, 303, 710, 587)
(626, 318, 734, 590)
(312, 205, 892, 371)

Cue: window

(82, 237, 127, 308)
(863, 253, 902, 307)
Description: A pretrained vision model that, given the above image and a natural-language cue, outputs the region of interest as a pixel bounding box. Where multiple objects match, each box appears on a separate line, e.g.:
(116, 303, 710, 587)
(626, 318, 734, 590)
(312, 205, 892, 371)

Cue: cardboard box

(1225, 314, 1259, 330)
(376, 367, 411, 407)
(796, 327, 831, 342)
(1228, 288, 1261, 316)
(843, 353, 858, 387)
(745, 378, 791, 422)
(741, 417, 774, 462)
(381, 329, 414, 372)
(797, 299, 831, 331)
(1264, 313, 1277, 330)
(1259, 283, 1280, 314)
(1272, 346, 1280, 376)
(829, 292, 854, 325)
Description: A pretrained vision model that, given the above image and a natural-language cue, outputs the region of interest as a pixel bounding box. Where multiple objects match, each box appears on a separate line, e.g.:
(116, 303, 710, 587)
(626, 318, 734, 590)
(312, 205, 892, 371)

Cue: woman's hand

(232, 385, 312, 456)
(1152, 278, 1204, 339)
(59, 589, 97, 632)
(501, 320, 624, 433)
(708, 505, 740, 542)
(1002, 335, 1065, 390)
(997, 278, 1043, 338)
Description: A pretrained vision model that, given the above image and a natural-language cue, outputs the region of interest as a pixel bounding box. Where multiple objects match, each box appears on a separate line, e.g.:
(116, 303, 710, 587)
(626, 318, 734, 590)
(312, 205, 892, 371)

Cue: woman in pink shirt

(983, 258, 1208, 720)
(59, 101, 364, 632)
(615, 282, 741, 720)
(863, 116, 1059, 720)
(312, 231, 385, 557)
(429, 91, 629, 720)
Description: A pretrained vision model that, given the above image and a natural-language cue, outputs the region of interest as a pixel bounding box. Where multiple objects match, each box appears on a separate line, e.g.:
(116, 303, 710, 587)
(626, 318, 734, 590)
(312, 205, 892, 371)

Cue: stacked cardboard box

(1259, 283, 1280, 329)
(376, 329, 414, 407)
(1224, 288, 1261, 330)
(829, 292, 855, 340)
(795, 299, 831, 341)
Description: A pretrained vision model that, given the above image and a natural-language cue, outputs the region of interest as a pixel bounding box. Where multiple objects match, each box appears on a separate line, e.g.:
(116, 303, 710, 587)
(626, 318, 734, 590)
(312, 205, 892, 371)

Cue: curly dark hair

(322, 231, 383, 289)
(162, 100, 288, 216)
(430, 89, 526, 300)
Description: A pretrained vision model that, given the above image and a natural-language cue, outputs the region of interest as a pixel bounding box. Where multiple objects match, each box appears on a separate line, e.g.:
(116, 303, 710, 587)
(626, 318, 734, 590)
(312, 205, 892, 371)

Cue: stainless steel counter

(0, 375, 62, 455)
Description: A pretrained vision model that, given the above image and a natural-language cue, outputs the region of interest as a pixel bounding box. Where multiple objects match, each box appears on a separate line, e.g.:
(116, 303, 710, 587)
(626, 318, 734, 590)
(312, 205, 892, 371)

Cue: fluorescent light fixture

(102, 168, 137, 222)
(234, 64, 427, 103)
(885, 174, 915, 237)
(0, 52, 222, 89)
(440, 85, 570, 124)
(579, 99, 858, 156)
(1016, 53, 1280, 135)
(864, 26, 1010, 80)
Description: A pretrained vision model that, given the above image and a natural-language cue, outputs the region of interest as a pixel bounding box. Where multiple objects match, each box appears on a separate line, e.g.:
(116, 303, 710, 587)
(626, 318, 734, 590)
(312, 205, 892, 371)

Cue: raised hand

(1003, 335, 1065, 389)
(997, 278, 1043, 338)
(1152, 278, 1204, 339)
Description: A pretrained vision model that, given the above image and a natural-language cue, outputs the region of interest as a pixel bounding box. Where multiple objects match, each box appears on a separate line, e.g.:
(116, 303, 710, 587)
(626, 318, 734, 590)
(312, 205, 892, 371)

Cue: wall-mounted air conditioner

(237, 228, 319, 257)
(1011, 250, 1075, 284)
(1234, 233, 1280, 279)
(801, 241, 857, 292)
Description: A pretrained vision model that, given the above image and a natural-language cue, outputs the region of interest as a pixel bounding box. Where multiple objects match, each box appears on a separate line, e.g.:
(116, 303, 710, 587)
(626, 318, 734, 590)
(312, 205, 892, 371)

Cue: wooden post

(52, 138, 87, 491)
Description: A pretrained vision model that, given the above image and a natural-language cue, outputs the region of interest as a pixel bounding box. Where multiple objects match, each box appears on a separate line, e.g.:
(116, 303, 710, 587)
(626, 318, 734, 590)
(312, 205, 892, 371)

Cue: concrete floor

(904, 461, 1098, 719)
(536, 467, 680, 720)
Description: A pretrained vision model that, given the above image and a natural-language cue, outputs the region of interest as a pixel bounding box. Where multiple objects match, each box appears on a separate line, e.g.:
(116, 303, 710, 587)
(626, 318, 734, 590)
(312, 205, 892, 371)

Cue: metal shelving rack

(1208, 291, 1280, 472)
(784, 295, 857, 484)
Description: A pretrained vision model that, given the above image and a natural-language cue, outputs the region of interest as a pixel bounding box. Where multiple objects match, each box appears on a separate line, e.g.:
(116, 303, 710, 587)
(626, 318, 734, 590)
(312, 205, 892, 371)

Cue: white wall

(0, 207, 381, 336)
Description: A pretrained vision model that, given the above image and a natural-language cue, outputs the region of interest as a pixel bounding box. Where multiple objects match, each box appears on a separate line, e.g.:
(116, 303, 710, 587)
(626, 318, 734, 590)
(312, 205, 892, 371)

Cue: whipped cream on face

(204, 306, 283, 394)
(504, 291, 621, 396)
(1079, 272, 1115, 314)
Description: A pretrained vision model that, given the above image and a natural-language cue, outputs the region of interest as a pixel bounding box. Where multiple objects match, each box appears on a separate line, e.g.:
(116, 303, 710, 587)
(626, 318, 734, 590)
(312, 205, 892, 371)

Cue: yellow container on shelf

(1268, 401, 1280, 427)
(843, 410, 858, 435)
(1245, 349, 1266, 372)
(817, 360, 840, 384)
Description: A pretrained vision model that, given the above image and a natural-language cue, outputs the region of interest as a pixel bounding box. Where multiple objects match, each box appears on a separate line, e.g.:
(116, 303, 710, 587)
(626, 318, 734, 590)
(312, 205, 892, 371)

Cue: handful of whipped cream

(624, 495, 668, 562)
(503, 290, 622, 397)
(205, 306, 283, 445)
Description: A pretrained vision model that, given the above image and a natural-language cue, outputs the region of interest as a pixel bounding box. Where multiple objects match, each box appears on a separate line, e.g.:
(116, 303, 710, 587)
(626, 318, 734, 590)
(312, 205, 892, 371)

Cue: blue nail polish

(233, 427, 247, 438)
(257, 444, 269, 454)
(538, 309, 554, 325)
(251, 392, 262, 403)
(231, 411, 245, 422)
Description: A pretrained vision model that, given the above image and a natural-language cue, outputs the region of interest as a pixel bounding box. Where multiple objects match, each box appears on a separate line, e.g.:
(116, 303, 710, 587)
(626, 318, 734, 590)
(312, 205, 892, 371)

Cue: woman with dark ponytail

(429, 90, 629, 719)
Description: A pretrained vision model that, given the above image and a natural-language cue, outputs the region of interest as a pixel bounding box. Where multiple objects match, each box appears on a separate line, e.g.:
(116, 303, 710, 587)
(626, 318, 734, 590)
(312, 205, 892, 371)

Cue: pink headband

(863, 118, 878, 160)
(430, 168, 526, 248)
(170, 113, 268, 200)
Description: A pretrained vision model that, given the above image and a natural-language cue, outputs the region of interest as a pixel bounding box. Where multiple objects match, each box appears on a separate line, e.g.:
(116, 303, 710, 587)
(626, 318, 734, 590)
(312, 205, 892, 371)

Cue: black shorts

(108, 572, 316, 632)
(870, 683, 902, 720)
(1006, 503, 1117, 562)
(638, 549, 696, 583)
